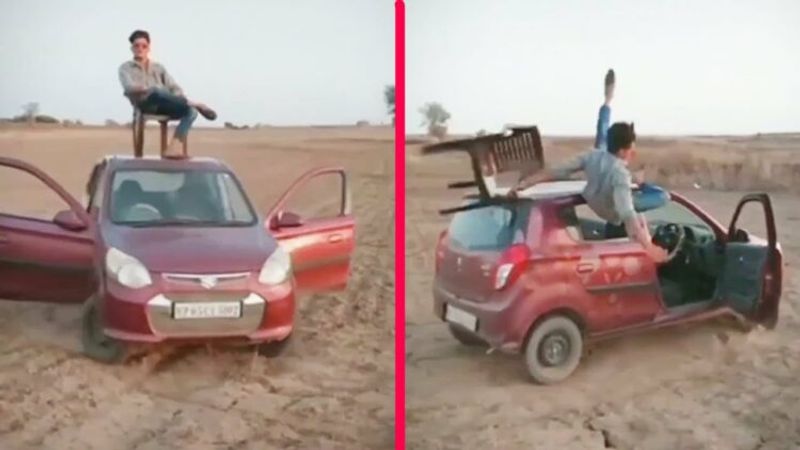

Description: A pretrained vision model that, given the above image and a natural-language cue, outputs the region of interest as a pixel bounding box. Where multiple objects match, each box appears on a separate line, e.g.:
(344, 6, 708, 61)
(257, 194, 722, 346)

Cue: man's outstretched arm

(614, 175, 667, 263)
(513, 152, 589, 192)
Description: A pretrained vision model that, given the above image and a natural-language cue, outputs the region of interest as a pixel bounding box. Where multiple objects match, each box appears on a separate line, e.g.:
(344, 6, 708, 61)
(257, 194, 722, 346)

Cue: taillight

(435, 230, 447, 273)
(494, 244, 530, 290)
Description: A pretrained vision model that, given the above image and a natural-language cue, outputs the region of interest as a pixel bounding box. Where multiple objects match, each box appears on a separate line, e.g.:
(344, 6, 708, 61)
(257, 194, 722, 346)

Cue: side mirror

(731, 228, 749, 242)
(53, 209, 87, 232)
(270, 211, 304, 230)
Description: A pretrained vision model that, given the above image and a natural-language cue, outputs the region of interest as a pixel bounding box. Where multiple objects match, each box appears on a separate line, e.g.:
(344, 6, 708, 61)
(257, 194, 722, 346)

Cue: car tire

(524, 315, 583, 385)
(448, 324, 486, 347)
(257, 334, 293, 358)
(81, 294, 128, 364)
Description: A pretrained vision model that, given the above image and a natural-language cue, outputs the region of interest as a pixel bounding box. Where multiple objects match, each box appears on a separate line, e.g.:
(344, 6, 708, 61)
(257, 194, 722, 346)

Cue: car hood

(104, 225, 276, 273)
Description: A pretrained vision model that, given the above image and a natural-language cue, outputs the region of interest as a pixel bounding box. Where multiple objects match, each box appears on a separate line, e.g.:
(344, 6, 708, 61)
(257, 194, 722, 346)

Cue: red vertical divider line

(394, 0, 406, 448)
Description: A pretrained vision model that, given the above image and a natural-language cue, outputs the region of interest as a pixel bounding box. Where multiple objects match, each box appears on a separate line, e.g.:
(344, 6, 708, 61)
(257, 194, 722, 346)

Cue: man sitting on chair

(118, 29, 217, 158)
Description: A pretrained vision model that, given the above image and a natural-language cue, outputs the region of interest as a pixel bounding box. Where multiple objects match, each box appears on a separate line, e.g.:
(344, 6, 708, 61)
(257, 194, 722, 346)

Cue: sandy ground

(406, 134, 800, 450)
(0, 125, 394, 449)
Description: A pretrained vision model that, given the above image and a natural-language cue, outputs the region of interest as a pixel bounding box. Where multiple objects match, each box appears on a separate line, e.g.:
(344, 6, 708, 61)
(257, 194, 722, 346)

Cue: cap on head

(607, 122, 636, 155)
(128, 29, 150, 44)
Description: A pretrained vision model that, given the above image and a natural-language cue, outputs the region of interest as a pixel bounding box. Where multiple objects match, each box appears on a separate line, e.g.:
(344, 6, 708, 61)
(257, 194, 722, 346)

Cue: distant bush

(105, 119, 120, 127)
(356, 120, 370, 127)
(35, 115, 59, 124)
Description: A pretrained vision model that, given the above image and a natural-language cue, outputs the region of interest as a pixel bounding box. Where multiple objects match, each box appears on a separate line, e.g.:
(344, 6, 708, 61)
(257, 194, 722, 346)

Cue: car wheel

(448, 324, 486, 347)
(524, 315, 583, 384)
(257, 334, 293, 358)
(81, 294, 128, 364)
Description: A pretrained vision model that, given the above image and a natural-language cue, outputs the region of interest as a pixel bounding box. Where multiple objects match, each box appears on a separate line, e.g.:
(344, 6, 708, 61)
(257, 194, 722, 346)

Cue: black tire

(257, 334, 293, 358)
(448, 324, 486, 347)
(524, 315, 583, 385)
(81, 294, 128, 364)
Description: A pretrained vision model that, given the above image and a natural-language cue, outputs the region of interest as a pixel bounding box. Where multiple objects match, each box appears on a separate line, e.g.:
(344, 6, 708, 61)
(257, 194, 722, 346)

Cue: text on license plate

(445, 304, 477, 331)
(173, 301, 242, 320)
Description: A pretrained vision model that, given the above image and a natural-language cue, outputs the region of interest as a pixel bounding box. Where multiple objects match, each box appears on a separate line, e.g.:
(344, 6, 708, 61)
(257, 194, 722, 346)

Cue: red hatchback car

(426, 129, 783, 384)
(0, 156, 355, 363)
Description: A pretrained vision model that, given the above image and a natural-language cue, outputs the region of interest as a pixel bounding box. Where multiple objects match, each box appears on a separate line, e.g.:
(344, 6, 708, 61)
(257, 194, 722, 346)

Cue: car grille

(162, 272, 250, 289)
(146, 292, 265, 338)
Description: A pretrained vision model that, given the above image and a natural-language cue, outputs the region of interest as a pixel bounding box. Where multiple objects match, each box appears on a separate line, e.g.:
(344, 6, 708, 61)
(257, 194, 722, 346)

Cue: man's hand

(647, 244, 669, 264)
(633, 169, 646, 185)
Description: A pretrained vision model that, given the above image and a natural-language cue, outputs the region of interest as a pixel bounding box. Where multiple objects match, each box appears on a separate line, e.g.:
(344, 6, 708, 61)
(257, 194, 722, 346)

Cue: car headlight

(105, 247, 152, 289)
(258, 245, 292, 285)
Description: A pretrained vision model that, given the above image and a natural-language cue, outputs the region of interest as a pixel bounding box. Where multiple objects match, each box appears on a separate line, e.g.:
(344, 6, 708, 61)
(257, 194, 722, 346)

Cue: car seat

(113, 180, 146, 220)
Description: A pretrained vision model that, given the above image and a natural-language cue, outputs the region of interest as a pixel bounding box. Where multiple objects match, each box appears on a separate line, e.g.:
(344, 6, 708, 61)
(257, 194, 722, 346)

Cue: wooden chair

(132, 109, 186, 158)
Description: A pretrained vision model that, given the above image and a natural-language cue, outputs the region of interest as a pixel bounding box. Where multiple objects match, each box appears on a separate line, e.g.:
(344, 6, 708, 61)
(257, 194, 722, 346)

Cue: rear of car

(433, 200, 535, 350)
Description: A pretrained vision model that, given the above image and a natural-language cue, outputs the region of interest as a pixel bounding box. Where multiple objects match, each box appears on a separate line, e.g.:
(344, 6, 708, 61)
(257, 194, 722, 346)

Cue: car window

(448, 204, 528, 251)
(0, 165, 73, 222)
(281, 171, 346, 221)
(109, 169, 256, 226)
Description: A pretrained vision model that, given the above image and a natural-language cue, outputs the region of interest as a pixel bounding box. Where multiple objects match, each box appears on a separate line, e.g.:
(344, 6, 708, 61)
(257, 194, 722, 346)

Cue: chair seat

(139, 113, 173, 122)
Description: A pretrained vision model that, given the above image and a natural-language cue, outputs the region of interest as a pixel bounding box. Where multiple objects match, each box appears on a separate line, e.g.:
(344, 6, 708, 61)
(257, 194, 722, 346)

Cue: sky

(407, 0, 800, 136)
(0, 0, 393, 126)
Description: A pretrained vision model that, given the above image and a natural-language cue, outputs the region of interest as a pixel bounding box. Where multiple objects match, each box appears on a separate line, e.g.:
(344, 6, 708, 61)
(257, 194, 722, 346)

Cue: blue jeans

(137, 88, 198, 139)
(594, 104, 611, 150)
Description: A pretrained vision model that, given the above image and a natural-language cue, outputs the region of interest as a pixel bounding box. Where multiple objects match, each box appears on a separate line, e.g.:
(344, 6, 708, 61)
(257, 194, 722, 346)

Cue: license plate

(445, 304, 477, 331)
(173, 301, 242, 320)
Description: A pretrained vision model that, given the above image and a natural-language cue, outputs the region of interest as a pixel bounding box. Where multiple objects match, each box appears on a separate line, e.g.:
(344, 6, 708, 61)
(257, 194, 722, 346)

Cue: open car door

(716, 193, 782, 328)
(266, 167, 355, 293)
(0, 157, 95, 303)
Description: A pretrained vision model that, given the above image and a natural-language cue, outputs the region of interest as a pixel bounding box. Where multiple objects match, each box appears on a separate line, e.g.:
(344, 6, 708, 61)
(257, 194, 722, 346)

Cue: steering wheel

(124, 203, 162, 222)
(652, 223, 686, 262)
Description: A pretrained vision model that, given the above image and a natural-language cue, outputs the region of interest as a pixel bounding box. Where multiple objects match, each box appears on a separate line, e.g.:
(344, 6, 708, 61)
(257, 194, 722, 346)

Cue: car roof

(99, 155, 232, 171)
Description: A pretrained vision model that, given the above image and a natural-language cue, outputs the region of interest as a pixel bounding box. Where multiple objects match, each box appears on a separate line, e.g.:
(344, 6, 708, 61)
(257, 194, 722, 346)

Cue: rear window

(447, 204, 530, 251)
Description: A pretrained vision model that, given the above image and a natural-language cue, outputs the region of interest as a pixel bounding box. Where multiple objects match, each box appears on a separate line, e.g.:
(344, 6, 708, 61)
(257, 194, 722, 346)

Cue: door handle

(576, 262, 596, 274)
(328, 234, 343, 244)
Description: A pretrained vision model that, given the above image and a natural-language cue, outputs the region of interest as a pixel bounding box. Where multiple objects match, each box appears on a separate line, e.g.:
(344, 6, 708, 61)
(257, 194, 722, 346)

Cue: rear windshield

(447, 203, 530, 251)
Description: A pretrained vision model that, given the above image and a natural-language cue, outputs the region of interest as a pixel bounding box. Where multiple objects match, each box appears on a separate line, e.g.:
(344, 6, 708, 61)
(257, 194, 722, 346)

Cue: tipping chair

(131, 108, 186, 158)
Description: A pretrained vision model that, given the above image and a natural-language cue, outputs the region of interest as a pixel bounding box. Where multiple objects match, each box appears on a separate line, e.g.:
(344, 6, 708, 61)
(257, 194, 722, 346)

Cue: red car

(426, 128, 783, 384)
(0, 156, 355, 363)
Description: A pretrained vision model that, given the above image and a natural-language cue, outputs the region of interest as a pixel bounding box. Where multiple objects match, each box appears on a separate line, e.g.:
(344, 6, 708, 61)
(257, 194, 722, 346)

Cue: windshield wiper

(123, 219, 251, 228)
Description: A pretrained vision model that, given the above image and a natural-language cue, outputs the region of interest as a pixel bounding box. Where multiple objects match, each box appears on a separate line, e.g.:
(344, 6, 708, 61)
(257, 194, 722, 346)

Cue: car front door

(716, 193, 781, 328)
(0, 157, 96, 303)
(266, 167, 355, 293)
(568, 204, 662, 331)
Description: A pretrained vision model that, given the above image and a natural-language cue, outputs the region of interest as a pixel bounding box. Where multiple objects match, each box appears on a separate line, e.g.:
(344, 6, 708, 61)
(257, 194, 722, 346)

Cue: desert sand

(406, 134, 800, 450)
(0, 125, 394, 449)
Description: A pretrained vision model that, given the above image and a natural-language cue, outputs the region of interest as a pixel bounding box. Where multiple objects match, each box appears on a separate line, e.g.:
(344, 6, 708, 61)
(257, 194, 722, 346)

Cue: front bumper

(100, 271, 295, 344)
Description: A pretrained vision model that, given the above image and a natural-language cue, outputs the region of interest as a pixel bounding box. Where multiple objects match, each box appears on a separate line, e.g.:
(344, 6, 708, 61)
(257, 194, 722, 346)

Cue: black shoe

(604, 69, 615, 100)
(196, 105, 217, 121)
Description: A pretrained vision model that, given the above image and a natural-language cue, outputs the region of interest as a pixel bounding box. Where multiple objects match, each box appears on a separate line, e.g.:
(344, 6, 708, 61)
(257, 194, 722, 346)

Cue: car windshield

(448, 203, 529, 251)
(109, 169, 257, 226)
(644, 200, 712, 231)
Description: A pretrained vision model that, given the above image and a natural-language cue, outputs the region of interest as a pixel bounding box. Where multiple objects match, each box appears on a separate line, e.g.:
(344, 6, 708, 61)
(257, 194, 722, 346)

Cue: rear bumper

(100, 276, 295, 345)
(433, 281, 525, 352)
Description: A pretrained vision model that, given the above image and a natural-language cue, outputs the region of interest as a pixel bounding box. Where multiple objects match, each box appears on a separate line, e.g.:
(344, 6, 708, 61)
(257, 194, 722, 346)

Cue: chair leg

(159, 122, 168, 156)
(133, 116, 144, 158)
(182, 135, 188, 157)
